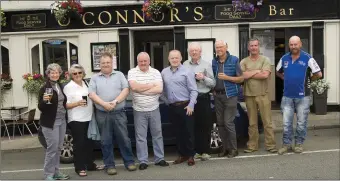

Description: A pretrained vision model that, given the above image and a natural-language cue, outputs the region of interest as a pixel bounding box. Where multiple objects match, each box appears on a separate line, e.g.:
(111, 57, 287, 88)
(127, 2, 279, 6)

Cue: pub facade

(1, 0, 340, 118)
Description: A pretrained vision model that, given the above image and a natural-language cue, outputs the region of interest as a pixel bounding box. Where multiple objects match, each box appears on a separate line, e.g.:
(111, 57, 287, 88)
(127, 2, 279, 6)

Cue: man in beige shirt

(240, 38, 277, 153)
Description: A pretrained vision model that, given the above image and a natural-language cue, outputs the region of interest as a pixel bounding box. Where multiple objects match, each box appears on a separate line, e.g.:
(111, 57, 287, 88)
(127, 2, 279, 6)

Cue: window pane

(1, 46, 10, 74)
(252, 30, 275, 65)
(69, 43, 79, 65)
(31, 45, 40, 73)
(42, 39, 68, 72)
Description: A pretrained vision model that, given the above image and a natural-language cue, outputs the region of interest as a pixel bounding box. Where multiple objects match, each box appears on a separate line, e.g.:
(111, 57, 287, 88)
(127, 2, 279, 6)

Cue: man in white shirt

(128, 52, 169, 170)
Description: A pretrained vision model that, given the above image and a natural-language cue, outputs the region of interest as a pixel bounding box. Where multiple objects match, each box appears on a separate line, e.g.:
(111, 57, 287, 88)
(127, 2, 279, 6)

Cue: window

(43, 39, 68, 72)
(1, 46, 10, 74)
(31, 45, 40, 73)
(31, 39, 78, 74)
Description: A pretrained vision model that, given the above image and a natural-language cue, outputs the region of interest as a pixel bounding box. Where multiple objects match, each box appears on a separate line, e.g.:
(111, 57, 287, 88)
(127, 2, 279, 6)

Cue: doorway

(251, 27, 311, 106)
(133, 29, 174, 72)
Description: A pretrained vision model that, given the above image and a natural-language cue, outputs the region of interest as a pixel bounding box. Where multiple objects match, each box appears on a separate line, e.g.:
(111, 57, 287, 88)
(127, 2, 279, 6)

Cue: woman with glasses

(38, 63, 70, 180)
(63, 64, 102, 177)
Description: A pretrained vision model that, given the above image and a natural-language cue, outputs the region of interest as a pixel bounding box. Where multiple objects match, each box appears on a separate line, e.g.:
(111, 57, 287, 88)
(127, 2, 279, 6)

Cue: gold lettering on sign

(82, 12, 95, 25)
(269, 5, 294, 16)
(289, 8, 294, 15)
(170, 8, 182, 22)
(133, 10, 145, 23)
(58, 18, 70, 26)
(116, 10, 128, 24)
(98, 11, 112, 25)
(13, 14, 46, 28)
(194, 7, 203, 21)
(151, 13, 164, 23)
(269, 5, 277, 16)
(280, 9, 286, 15)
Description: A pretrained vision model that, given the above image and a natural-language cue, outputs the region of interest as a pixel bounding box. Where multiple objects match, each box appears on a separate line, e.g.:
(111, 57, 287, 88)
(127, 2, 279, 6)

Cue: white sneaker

(201, 153, 211, 161)
(194, 153, 202, 159)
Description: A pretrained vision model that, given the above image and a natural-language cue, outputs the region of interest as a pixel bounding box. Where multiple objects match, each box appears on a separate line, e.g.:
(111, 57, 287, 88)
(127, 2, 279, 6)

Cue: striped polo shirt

(128, 66, 163, 112)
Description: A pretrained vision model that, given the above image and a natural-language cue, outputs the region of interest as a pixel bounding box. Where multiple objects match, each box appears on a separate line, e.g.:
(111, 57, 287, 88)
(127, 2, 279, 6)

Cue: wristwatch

(113, 99, 119, 104)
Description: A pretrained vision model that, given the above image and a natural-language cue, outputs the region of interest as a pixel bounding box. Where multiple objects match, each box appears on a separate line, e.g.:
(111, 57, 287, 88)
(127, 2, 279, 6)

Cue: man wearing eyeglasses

(88, 52, 137, 175)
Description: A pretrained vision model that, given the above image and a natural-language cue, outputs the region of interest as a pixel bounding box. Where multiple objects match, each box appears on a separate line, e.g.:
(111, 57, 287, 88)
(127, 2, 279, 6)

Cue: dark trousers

(169, 103, 195, 157)
(194, 93, 213, 154)
(68, 121, 96, 172)
(214, 95, 238, 150)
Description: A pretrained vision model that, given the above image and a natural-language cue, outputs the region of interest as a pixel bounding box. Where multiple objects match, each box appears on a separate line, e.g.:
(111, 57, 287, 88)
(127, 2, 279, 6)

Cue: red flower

(61, 2, 68, 9)
(69, 2, 75, 8)
(78, 7, 83, 13)
(145, 12, 152, 19)
(1, 73, 9, 79)
(33, 74, 42, 80)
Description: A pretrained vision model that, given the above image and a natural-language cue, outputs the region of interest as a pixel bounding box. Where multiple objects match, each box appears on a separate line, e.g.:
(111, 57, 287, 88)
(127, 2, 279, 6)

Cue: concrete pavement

(1, 110, 339, 152)
(1, 128, 339, 180)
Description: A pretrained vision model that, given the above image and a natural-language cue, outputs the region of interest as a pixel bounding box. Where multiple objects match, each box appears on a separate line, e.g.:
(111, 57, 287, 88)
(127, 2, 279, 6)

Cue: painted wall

(185, 25, 239, 58)
(324, 22, 340, 105)
(1, 30, 119, 119)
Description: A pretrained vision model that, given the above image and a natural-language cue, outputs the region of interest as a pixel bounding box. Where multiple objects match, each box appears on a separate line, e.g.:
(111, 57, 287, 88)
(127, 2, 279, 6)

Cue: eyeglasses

(72, 72, 83, 76)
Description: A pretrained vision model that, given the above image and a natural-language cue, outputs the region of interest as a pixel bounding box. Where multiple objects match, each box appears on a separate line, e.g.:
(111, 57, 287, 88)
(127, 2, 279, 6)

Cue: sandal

(87, 163, 105, 171)
(77, 170, 87, 177)
(95, 165, 105, 170)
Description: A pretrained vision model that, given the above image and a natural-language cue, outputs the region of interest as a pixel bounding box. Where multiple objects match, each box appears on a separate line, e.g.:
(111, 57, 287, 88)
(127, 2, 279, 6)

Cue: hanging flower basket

(232, 0, 264, 13)
(142, 0, 175, 20)
(51, 0, 84, 23)
(1, 8, 6, 27)
(1, 73, 13, 90)
(22, 72, 70, 96)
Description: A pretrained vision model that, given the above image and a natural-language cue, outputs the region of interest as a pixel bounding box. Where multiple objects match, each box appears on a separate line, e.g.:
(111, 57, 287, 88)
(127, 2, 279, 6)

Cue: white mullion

(39, 41, 44, 74)
(66, 40, 70, 70)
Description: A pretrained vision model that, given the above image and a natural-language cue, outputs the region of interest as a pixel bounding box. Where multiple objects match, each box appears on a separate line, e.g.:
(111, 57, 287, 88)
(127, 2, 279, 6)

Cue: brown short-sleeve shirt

(240, 55, 271, 96)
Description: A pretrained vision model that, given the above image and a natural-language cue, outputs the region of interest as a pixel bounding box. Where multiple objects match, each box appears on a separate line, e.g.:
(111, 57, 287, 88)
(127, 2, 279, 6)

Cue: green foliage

(1, 9, 6, 27)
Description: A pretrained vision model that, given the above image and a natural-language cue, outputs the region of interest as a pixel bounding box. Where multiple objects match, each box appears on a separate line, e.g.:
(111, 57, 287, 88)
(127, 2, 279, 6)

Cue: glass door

(284, 27, 311, 53)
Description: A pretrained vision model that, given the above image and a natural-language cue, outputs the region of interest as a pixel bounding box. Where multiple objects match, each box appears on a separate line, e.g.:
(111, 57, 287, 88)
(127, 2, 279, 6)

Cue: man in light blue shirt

(161, 50, 198, 166)
(88, 52, 136, 175)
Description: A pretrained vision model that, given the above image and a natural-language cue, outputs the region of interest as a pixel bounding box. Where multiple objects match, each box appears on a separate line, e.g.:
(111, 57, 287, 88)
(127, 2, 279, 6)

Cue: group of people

(38, 35, 322, 180)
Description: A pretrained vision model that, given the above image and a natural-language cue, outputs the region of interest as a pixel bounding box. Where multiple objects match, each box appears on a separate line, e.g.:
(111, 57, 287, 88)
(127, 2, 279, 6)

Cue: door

(133, 29, 174, 72)
(275, 27, 311, 104)
(284, 27, 311, 53)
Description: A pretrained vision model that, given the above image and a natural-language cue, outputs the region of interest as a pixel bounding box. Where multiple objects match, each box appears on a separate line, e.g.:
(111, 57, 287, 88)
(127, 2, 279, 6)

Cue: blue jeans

(133, 108, 165, 164)
(95, 109, 135, 169)
(281, 96, 311, 145)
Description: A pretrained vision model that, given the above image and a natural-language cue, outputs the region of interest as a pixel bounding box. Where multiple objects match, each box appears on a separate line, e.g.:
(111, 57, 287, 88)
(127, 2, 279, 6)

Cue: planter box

(312, 91, 327, 115)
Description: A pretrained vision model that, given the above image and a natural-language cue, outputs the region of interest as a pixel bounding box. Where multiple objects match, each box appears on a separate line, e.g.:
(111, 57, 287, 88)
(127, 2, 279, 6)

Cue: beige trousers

(245, 94, 276, 150)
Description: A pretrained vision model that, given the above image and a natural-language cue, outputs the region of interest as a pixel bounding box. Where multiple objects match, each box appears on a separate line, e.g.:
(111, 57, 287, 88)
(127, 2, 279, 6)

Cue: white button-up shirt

(63, 80, 93, 122)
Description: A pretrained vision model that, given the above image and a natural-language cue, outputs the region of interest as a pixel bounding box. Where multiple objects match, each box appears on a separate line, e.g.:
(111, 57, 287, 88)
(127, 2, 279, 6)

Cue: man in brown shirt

(240, 38, 277, 153)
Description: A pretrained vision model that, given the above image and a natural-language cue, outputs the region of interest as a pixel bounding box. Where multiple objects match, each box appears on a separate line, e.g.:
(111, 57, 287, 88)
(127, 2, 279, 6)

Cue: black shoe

(227, 150, 238, 158)
(155, 160, 169, 167)
(218, 150, 228, 157)
(139, 163, 148, 170)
